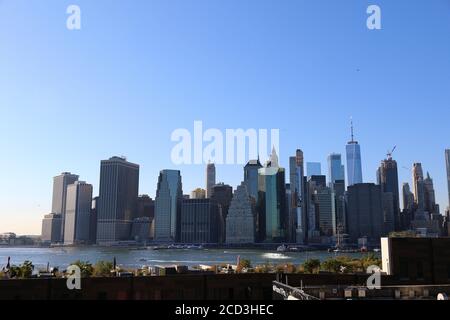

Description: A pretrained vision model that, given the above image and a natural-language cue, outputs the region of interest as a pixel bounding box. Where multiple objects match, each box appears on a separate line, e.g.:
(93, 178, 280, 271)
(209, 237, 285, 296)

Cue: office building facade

(226, 182, 256, 244)
(52, 172, 79, 240)
(179, 199, 220, 243)
(64, 181, 93, 245)
(378, 156, 401, 230)
(257, 148, 288, 243)
(154, 169, 183, 242)
(289, 149, 306, 244)
(41, 213, 62, 244)
(244, 159, 262, 202)
(96, 157, 139, 245)
(206, 162, 216, 198)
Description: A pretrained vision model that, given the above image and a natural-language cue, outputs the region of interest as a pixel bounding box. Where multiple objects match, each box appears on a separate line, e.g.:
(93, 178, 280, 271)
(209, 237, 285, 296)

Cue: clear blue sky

(1, 0, 450, 234)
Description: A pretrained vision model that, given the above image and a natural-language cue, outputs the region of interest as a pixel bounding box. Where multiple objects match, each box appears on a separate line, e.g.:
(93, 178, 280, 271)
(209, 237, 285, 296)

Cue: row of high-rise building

(41, 130, 450, 247)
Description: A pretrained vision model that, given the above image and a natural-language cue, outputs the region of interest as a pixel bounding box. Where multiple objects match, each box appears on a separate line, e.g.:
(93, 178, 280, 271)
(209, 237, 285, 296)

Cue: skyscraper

(378, 154, 401, 230)
(446, 149, 450, 210)
(289, 149, 306, 244)
(306, 162, 321, 178)
(314, 187, 336, 237)
(64, 181, 93, 245)
(96, 156, 139, 245)
(52, 172, 79, 240)
(412, 163, 425, 213)
(257, 147, 287, 242)
(424, 172, 437, 214)
(210, 183, 233, 243)
(226, 182, 256, 244)
(154, 169, 183, 242)
(244, 159, 262, 202)
(346, 121, 363, 186)
(41, 213, 62, 244)
(179, 199, 220, 243)
(327, 153, 345, 186)
(346, 183, 385, 244)
(206, 162, 216, 198)
(402, 183, 415, 212)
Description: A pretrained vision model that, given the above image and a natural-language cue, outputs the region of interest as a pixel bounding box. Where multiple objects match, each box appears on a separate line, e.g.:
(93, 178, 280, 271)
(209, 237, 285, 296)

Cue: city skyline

(2, 0, 450, 234)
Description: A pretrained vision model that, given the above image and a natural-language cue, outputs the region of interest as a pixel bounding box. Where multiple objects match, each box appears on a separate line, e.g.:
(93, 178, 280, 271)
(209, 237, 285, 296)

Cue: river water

(0, 247, 376, 270)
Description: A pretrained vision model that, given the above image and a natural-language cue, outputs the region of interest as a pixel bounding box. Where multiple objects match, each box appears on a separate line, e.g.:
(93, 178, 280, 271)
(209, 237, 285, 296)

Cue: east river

(0, 247, 377, 270)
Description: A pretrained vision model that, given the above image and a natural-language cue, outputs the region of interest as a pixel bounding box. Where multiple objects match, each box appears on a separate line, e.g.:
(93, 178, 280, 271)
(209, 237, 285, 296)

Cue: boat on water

(277, 244, 288, 252)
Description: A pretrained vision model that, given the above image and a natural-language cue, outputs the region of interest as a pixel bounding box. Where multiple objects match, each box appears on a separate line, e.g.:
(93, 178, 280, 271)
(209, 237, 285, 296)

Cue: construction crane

(387, 146, 397, 160)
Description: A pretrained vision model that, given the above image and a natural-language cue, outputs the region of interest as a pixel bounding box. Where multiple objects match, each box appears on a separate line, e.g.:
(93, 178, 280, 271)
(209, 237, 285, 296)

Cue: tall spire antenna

(350, 117, 354, 143)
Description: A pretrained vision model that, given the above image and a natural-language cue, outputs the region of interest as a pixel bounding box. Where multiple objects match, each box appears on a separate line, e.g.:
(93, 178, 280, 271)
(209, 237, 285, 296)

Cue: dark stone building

(210, 183, 233, 243)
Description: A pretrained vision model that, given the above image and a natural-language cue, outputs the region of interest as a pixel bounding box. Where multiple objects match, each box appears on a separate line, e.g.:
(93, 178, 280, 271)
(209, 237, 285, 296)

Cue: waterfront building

(154, 169, 183, 242)
(244, 159, 262, 202)
(96, 156, 139, 245)
(41, 213, 62, 244)
(52, 172, 79, 240)
(346, 183, 385, 244)
(136, 195, 155, 220)
(130, 217, 151, 243)
(257, 147, 288, 243)
(179, 199, 220, 243)
(89, 197, 98, 244)
(206, 162, 216, 198)
(64, 181, 93, 245)
(345, 121, 363, 186)
(226, 182, 256, 244)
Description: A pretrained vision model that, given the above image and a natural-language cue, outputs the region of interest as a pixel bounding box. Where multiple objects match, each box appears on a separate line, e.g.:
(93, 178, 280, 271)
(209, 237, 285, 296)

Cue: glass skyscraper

(306, 162, 321, 178)
(257, 148, 287, 243)
(327, 153, 345, 186)
(154, 169, 183, 242)
(244, 159, 262, 202)
(346, 122, 363, 186)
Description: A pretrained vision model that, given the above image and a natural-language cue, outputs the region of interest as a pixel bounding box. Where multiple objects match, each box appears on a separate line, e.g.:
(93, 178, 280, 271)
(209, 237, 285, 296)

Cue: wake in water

(262, 253, 291, 260)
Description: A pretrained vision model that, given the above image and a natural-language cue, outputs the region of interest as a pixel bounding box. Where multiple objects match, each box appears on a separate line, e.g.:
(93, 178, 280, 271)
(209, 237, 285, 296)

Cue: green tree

(301, 259, 321, 274)
(93, 261, 113, 277)
(70, 260, 94, 278)
(321, 258, 342, 273)
(9, 260, 34, 278)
